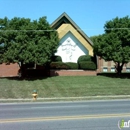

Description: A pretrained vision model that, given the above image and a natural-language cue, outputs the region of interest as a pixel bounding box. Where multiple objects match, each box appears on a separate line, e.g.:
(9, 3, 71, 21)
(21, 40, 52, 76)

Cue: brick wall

(50, 70, 97, 76)
(0, 63, 19, 77)
(98, 58, 130, 73)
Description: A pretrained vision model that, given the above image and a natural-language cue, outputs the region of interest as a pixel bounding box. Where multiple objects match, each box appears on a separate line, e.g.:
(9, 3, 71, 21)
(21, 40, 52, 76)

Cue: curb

(0, 95, 130, 102)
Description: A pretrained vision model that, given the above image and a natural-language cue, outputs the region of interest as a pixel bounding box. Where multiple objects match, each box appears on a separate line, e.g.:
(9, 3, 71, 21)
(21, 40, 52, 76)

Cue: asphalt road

(0, 100, 130, 130)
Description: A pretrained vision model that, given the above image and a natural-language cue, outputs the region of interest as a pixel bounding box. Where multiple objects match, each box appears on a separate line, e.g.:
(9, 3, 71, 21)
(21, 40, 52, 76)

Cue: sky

(1, 0, 130, 37)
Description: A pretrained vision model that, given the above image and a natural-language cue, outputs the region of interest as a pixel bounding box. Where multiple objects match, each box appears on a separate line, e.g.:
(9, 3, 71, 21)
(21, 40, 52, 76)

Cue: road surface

(0, 99, 130, 130)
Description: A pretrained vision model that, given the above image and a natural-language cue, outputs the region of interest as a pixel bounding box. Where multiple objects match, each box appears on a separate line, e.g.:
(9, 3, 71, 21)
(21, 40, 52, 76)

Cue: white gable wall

(55, 32, 88, 63)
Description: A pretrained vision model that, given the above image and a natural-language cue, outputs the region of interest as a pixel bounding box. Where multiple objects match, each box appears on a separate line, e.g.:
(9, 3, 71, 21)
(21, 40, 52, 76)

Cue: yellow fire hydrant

(32, 90, 38, 101)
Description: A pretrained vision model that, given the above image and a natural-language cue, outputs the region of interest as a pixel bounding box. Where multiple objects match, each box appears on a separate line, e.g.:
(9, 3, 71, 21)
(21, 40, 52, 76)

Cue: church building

(50, 12, 130, 73)
(51, 12, 93, 63)
(0, 12, 130, 77)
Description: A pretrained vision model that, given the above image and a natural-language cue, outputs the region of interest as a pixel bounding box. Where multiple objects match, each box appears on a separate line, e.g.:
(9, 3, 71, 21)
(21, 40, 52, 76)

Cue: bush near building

(50, 55, 97, 70)
(78, 55, 91, 63)
(50, 62, 69, 69)
(50, 62, 78, 69)
(51, 56, 62, 62)
(78, 55, 97, 70)
(79, 61, 96, 70)
(65, 62, 78, 69)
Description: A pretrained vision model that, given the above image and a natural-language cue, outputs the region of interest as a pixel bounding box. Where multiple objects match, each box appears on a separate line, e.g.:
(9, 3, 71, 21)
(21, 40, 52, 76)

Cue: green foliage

(51, 56, 62, 62)
(50, 62, 78, 69)
(78, 55, 97, 68)
(78, 55, 91, 63)
(91, 55, 97, 64)
(93, 16, 130, 74)
(79, 61, 96, 70)
(50, 62, 69, 69)
(65, 62, 78, 69)
(0, 46, 4, 63)
(0, 16, 59, 66)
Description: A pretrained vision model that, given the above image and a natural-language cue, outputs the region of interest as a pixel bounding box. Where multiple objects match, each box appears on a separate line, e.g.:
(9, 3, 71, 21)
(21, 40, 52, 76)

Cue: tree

(0, 16, 59, 77)
(92, 16, 130, 75)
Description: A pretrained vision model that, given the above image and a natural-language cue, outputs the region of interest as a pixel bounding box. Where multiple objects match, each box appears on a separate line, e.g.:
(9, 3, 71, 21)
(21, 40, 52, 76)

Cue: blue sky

(1, 0, 130, 37)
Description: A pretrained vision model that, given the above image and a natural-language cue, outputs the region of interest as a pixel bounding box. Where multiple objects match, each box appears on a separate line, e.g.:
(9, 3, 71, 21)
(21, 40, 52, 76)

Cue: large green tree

(0, 16, 59, 77)
(92, 16, 130, 75)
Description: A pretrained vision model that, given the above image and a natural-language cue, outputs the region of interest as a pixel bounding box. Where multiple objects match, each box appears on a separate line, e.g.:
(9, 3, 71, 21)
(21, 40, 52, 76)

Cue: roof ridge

(51, 12, 93, 46)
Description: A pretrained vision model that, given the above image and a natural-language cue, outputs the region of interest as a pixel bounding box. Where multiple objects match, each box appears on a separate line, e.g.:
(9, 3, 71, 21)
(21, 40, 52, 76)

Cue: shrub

(91, 55, 97, 63)
(79, 61, 96, 70)
(50, 62, 79, 69)
(51, 56, 62, 62)
(65, 62, 78, 69)
(78, 55, 91, 63)
(50, 62, 69, 69)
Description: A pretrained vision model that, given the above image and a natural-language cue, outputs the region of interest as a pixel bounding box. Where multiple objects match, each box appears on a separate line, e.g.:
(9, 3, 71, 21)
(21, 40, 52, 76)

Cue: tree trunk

(115, 62, 124, 76)
(18, 62, 26, 78)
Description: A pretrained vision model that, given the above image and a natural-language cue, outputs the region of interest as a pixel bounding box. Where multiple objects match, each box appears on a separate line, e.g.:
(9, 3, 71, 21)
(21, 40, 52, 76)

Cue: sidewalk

(0, 95, 130, 102)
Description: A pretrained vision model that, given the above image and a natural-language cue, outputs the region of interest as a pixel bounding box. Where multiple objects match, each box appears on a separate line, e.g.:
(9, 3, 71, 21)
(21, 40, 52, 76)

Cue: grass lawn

(0, 76, 130, 99)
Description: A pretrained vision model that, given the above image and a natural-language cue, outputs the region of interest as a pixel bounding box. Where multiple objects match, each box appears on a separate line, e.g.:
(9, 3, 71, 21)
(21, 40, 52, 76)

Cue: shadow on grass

(4, 69, 51, 81)
(97, 73, 130, 79)
(0, 76, 49, 81)
(1, 72, 130, 81)
(0, 69, 60, 81)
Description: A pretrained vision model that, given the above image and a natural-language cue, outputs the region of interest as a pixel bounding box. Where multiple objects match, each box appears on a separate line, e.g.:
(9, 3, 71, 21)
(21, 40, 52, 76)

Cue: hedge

(51, 56, 62, 62)
(65, 62, 78, 69)
(78, 55, 91, 63)
(50, 62, 69, 69)
(50, 62, 78, 69)
(79, 61, 96, 70)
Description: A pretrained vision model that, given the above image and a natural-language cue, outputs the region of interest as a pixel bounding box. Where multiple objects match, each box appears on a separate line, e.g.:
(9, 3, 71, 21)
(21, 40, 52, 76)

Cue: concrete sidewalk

(0, 95, 130, 102)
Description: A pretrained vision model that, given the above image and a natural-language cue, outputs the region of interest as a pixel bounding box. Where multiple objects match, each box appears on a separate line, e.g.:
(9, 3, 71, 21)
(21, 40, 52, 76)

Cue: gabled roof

(51, 12, 93, 46)
(56, 23, 93, 56)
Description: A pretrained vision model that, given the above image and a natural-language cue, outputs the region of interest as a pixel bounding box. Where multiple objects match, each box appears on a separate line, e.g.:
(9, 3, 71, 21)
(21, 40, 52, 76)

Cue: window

(103, 67, 108, 72)
(111, 68, 115, 72)
(126, 68, 130, 72)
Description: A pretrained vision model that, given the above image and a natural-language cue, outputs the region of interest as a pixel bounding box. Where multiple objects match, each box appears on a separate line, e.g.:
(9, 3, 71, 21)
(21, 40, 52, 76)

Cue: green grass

(0, 76, 130, 99)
